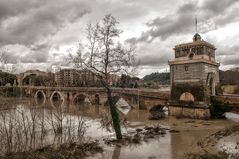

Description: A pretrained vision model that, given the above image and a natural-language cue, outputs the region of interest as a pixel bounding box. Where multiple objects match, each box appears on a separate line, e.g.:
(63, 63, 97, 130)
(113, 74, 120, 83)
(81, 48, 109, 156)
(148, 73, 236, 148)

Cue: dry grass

(221, 85, 238, 94)
(2, 141, 103, 159)
(0, 105, 87, 157)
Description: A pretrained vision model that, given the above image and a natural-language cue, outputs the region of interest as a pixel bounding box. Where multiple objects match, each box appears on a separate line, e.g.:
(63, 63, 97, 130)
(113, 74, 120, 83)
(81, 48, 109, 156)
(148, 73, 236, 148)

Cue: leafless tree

(0, 49, 19, 74)
(0, 49, 9, 71)
(69, 14, 135, 139)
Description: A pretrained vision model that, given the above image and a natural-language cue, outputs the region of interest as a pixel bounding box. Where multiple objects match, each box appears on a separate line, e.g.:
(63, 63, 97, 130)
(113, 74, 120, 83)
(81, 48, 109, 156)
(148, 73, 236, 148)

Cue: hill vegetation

(143, 72, 170, 85)
(0, 70, 16, 86)
(219, 70, 239, 85)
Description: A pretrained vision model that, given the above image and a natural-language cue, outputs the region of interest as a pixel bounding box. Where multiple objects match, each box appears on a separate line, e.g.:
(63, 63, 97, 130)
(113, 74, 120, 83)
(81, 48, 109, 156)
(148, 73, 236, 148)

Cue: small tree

(70, 14, 135, 139)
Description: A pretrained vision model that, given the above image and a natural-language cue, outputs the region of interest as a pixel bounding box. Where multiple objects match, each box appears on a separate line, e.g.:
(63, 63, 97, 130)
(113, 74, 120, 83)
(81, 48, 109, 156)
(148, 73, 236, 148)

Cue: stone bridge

(213, 95, 239, 113)
(20, 86, 170, 110)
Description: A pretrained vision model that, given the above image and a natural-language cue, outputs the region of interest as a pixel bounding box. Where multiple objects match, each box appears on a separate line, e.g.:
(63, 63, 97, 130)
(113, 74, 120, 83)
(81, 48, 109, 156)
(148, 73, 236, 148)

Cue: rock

(148, 111, 165, 120)
(136, 128, 143, 133)
(132, 134, 141, 143)
(144, 126, 154, 131)
(158, 130, 166, 135)
(148, 105, 166, 120)
(153, 127, 160, 133)
(169, 129, 180, 133)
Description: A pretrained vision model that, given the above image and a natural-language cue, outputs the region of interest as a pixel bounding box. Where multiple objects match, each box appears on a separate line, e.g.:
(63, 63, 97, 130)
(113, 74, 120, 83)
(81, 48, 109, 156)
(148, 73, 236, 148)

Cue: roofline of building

(174, 40, 216, 50)
(168, 59, 220, 66)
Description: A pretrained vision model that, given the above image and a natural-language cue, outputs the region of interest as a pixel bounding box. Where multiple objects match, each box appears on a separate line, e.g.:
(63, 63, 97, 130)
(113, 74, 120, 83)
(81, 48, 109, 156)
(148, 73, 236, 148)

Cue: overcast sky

(0, 0, 239, 77)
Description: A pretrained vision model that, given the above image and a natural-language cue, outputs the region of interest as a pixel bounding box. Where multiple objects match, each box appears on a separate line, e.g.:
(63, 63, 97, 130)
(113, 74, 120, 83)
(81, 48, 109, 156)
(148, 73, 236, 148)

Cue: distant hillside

(142, 69, 239, 86)
(0, 70, 16, 86)
(143, 72, 170, 85)
(220, 70, 239, 85)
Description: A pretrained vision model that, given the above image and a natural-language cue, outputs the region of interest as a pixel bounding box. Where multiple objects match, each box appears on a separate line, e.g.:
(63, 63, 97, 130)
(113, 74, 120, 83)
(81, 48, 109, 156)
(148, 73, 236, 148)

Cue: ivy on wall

(171, 83, 210, 103)
(210, 96, 231, 118)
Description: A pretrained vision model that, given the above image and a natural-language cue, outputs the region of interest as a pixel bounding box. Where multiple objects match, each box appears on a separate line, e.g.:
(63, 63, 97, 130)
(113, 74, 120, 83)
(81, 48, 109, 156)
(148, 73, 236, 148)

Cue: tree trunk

(106, 87, 122, 139)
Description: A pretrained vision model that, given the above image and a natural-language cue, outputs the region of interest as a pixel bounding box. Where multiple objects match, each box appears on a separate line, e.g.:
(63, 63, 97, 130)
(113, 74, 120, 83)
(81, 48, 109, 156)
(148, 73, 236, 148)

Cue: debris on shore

(104, 125, 167, 145)
(1, 141, 103, 159)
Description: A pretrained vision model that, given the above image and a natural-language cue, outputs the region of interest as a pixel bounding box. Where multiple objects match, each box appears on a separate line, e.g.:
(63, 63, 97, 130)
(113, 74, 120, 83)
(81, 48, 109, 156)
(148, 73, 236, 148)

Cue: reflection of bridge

(21, 86, 170, 110)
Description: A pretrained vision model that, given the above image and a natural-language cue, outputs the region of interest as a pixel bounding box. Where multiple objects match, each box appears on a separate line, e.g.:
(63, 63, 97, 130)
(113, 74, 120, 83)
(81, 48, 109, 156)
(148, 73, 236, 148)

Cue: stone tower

(168, 33, 220, 119)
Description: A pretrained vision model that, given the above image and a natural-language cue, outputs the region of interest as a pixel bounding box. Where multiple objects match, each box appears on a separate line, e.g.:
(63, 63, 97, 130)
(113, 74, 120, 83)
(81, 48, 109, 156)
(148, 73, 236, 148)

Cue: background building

(55, 69, 119, 87)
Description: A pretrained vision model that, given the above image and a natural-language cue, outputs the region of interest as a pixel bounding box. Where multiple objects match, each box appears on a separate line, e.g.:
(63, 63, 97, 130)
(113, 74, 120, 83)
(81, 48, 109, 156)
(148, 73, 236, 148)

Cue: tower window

(185, 65, 189, 71)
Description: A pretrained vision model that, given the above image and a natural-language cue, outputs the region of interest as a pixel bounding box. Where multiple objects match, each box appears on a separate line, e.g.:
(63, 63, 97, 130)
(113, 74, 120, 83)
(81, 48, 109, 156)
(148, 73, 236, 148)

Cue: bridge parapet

(214, 95, 239, 112)
(18, 86, 170, 99)
(0, 86, 170, 111)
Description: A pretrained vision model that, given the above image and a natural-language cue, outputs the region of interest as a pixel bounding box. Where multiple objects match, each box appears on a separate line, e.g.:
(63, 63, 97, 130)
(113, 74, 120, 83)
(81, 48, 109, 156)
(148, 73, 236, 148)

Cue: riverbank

(184, 124, 239, 159)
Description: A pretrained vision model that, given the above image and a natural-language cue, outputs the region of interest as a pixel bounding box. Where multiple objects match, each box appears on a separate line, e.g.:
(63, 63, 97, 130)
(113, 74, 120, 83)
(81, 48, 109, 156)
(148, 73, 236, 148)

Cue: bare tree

(0, 49, 9, 71)
(70, 14, 135, 139)
(0, 49, 18, 74)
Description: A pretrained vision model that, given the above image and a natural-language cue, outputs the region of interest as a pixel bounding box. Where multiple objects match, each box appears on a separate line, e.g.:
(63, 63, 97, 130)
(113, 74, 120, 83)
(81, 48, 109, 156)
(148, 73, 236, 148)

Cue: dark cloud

(0, 0, 39, 21)
(0, 0, 238, 75)
(201, 0, 238, 16)
(126, 2, 197, 44)
(0, 0, 90, 46)
(127, 0, 239, 44)
(0, 0, 91, 66)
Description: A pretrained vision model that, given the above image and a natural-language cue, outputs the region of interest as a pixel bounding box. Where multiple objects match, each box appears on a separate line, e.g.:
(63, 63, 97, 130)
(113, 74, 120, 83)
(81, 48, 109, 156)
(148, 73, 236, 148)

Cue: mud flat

(184, 124, 239, 159)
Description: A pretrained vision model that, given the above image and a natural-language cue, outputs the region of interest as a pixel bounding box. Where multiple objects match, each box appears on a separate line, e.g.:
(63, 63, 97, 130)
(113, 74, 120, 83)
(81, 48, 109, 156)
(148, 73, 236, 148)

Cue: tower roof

(193, 33, 201, 42)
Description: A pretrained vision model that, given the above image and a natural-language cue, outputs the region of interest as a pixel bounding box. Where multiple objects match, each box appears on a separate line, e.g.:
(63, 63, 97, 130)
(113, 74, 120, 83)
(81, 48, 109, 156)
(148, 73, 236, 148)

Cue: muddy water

(86, 108, 239, 159)
(0, 97, 239, 159)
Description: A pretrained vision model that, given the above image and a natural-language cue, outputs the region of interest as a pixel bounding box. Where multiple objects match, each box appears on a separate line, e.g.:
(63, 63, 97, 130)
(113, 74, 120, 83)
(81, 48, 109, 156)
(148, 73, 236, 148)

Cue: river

(0, 97, 238, 159)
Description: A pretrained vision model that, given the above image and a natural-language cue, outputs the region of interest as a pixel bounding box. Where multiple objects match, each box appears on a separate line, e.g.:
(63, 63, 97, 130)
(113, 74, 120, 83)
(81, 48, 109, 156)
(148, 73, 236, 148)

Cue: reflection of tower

(168, 20, 220, 118)
(112, 145, 121, 159)
(170, 130, 210, 159)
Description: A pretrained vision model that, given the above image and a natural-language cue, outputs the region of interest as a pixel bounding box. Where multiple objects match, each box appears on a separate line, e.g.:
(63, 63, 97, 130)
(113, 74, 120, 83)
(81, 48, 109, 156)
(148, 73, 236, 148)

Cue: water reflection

(112, 146, 121, 159)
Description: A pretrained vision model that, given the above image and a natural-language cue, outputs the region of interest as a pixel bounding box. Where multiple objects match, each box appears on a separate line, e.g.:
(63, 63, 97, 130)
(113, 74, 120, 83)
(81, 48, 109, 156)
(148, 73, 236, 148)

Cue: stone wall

(171, 63, 203, 83)
(202, 63, 220, 84)
(213, 95, 239, 112)
(171, 62, 219, 84)
(170, 83, 210, 103)
(168, 105, 211, 119)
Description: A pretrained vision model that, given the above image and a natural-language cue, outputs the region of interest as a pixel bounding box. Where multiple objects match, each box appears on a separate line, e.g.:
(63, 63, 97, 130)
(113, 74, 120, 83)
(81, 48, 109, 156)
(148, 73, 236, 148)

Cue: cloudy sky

(0, 0, 239, 77)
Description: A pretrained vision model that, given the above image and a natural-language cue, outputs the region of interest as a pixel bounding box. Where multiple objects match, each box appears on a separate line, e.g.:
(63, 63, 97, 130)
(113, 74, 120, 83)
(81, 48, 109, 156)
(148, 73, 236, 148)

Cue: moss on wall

(210, 96, 231, 118)
(171, 83, 210, 102)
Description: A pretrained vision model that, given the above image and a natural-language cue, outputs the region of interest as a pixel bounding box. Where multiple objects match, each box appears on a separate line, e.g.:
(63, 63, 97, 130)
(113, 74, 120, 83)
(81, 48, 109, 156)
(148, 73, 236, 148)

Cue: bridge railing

(0, 86, 170, 99)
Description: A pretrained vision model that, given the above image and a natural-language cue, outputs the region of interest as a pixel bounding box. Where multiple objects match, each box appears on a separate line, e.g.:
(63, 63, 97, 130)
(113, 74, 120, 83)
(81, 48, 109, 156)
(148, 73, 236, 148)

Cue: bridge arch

(72, 93, 91, 107)
(179, 92, 195, 102)
(34, 90, 46, 106)
(149, 104, 168, 113)
(22, 74, 37, 86)
(50, 91, 65, 108)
